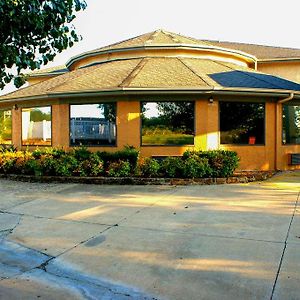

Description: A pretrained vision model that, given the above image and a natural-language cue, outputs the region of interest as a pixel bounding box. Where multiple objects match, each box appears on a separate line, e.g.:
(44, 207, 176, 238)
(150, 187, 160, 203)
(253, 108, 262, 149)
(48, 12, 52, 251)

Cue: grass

(142, 133, 194, 145)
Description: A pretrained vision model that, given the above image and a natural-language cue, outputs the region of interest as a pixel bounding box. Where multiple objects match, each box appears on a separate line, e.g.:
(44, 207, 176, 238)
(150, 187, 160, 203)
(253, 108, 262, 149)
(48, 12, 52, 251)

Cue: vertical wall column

(117, 101, 140, 148)
(12, 108, 22, 149)
(52, 103, 70, 148)
(195, 99, 219, 151)
(265, 102, 276, 170)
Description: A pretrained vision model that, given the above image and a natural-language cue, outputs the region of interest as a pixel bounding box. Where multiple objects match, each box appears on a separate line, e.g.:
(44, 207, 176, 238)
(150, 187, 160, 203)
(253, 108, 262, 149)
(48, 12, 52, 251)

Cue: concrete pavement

(0, 172, 299, 299)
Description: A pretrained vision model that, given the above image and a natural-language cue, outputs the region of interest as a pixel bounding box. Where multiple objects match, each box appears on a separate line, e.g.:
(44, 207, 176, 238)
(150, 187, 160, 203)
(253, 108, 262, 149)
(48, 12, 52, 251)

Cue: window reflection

(282, 104, 300, 144)
(141, 101, 194, 145)
(220, 102, 265, 145)
(22, 107, 51, 146)
(0, 110, 12, 145)
(70, 103, 116, 146)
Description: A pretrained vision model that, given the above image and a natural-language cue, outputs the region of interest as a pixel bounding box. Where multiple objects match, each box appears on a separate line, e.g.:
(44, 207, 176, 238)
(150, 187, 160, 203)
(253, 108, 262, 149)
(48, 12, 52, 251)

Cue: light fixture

(208, 97, 214, 104)
(13, 104, 18, 110)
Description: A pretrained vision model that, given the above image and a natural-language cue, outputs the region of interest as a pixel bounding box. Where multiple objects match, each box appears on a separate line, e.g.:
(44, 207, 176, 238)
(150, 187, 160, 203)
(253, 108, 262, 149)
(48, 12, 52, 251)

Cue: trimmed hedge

(0, 146, 239, 179)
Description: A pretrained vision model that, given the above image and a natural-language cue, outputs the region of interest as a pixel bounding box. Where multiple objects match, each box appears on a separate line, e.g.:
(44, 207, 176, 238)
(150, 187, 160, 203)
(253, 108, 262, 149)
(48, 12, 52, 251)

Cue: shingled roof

(83, 29, 214, 53)
(205, 40, 300, 60)
(2, 30, 300, 102)
(2, 57, 300, 101)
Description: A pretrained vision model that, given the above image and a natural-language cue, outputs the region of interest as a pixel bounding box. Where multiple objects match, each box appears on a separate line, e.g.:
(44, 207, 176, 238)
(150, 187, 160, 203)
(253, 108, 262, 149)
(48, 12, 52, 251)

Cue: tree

(0, 0, 87, 89)
(156, 102, 194, 133)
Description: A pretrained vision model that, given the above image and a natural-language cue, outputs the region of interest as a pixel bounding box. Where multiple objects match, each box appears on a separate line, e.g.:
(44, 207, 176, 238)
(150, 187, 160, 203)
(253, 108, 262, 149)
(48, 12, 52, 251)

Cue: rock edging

(0, 171, 277, 185)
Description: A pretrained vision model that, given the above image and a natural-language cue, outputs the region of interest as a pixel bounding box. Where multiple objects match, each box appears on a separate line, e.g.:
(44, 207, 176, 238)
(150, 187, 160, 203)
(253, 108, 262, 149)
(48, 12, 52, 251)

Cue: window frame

(219, 100, 266, 146)
(69, 102, 117, 147)
(21, 105, 52, 147)
(0, 108, 13, 146)
(140, 101, 196, 147)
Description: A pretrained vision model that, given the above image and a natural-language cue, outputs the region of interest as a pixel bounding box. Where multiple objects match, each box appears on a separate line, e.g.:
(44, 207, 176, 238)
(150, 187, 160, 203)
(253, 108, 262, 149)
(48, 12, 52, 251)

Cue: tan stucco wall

(1, 97, 300, 171)
(257, 61, 300, 84)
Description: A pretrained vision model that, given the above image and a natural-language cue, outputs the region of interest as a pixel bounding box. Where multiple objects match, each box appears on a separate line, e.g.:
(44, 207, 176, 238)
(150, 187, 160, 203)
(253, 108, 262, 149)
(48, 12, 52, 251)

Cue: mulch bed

(0, 171, 277, 185)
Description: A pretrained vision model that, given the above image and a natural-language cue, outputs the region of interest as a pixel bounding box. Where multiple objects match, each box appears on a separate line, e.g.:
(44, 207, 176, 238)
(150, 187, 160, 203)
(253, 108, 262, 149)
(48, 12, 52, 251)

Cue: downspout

(275, 93, 294, 170)
(278, 92, 294, 104)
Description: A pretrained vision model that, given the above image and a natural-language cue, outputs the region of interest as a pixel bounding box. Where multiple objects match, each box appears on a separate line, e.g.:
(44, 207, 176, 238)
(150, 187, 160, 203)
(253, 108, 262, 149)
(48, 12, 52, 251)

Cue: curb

(0, 171, 277, 185)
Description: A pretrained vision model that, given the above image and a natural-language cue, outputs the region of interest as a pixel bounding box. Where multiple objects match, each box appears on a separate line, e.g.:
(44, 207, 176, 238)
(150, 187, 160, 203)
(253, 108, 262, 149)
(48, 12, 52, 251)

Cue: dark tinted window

(220, 102, 265, 145)
(282, 104, 300, 144)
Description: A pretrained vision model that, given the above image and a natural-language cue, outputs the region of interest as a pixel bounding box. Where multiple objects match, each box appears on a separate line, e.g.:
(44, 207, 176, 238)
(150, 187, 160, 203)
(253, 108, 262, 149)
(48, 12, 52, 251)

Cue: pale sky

(2, 0, 300, 95)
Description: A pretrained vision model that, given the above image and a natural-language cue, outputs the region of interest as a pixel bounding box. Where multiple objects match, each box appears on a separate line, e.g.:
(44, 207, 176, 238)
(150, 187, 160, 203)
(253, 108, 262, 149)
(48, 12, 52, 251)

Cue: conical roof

(94, 29, 214, 52)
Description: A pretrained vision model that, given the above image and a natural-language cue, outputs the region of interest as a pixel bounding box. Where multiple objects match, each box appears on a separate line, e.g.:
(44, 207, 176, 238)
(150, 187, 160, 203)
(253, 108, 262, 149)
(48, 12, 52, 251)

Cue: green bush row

(0, 146, 239, 178)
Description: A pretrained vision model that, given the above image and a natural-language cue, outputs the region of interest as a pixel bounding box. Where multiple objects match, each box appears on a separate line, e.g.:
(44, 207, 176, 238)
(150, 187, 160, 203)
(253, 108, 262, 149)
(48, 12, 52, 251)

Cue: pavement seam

(0, 210, 115, 227)
(49, 224, 115, 260)
(117, 224, 286, 245)
(270, 190, 300, 300)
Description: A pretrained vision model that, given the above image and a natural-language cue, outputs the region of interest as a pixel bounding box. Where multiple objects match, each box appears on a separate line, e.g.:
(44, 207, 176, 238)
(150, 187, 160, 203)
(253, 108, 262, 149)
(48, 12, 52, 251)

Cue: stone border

(0, 171, 276, 185)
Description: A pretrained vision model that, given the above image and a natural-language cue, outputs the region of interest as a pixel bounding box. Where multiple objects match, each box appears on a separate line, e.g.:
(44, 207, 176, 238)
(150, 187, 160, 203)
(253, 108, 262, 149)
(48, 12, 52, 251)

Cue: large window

(70, 103, 116, 146)
(220, 102, 265, 145)
(0, 109, 12, 145)
(141, 101, 194, 146)
(282, 104, 300, 144)
(22, 106, 51, 146)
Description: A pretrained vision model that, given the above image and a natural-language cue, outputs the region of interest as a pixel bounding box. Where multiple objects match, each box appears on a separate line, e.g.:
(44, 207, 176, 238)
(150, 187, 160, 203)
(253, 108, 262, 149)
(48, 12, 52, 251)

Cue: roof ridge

(118, 58, 147, 87)
(167, 31, 214, 47)
(206, 39, 300, 51)
(144, 30, 163, 45)
(178, 58, 213, 87)
(95, 30, 157, 51)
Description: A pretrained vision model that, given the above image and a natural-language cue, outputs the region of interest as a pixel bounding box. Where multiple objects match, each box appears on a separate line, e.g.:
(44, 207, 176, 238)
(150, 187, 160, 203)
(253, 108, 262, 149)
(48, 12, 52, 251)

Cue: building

(0, 29, 300, 170)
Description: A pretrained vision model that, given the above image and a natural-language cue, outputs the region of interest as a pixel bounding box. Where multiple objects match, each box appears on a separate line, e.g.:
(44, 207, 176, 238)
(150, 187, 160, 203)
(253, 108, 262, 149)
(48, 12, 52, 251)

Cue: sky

(2, 0, 300, 95)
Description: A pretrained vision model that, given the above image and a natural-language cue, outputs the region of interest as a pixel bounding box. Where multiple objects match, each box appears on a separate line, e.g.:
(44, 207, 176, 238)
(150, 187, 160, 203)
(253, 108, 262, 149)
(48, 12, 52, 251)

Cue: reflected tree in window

(70, 103, 116, 146)
(282, 104, 300, 144)
(220, 102, 265, 145)
(141, 101, 194, 145)
(0, 110, 12, 145)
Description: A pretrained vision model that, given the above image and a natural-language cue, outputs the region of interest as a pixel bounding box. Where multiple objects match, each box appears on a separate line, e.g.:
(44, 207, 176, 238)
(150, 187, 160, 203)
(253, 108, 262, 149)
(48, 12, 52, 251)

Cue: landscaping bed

(0, 146, 274, 185)
(0, 170, 276, 185)
(0, 145, 276, 185)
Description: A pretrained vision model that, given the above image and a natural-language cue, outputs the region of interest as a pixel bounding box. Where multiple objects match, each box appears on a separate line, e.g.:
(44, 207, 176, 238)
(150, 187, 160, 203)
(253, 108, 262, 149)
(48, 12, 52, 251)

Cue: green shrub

(23, 158, 42, 176)
(73, 146, 91, 161)
(54, 155, 78, 176)
(107, 160, 131, 177)
(183, 155, 212, 178)
(75, 153, 104, 177)
(97, 145, 139, 172)
(184, 150, 239, 177)
(161, 157, 185, 178)
(0, 146, 239, 179)
(138, 157, 161, 178)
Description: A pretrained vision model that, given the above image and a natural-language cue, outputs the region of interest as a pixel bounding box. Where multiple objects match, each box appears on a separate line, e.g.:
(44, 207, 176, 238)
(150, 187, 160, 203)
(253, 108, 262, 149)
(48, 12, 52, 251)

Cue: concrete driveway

(0, 172, 299, 300)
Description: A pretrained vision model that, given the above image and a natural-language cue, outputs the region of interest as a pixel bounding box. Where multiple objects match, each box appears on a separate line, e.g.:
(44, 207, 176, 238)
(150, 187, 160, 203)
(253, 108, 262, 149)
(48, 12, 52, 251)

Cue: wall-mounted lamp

(13, 104, 18, 111)
(208, 97, 214, 104)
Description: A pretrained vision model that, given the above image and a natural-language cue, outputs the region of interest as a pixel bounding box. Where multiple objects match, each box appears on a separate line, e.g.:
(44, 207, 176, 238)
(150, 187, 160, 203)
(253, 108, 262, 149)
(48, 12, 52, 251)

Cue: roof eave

(1, 87, 300, 104)
(258, 57, 300, 63)
(66, 45, 257, 69)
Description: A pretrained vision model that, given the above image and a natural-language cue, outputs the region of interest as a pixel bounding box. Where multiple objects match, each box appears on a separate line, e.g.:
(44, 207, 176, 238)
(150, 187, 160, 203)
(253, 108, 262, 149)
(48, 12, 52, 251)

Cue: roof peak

(91, 29, 214, 53)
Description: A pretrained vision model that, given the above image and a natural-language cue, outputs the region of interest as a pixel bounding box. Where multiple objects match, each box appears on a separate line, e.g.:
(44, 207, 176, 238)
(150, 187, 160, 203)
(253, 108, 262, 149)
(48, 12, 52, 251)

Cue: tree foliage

(0, 0, 87, 89)
(156, 102, 194, 133)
